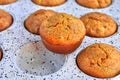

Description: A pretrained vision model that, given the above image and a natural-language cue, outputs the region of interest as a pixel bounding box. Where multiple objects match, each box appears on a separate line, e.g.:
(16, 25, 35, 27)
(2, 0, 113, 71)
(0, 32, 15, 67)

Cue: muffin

(0, 9, 13, 32)
(0, 0, 17, 5)
(24, 9, 56, 34)
(0, 48, 3, 61)
(39, 13, 86, 54)
(76, 0, 112, 8)
(80, 12, 117, 38)
(32, 0, 66, 6)
(76, 43, 120, 78)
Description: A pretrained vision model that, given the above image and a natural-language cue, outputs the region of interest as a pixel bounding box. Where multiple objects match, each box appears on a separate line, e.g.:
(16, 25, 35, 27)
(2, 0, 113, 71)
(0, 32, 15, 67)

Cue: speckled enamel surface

(0, 0, 120, 80)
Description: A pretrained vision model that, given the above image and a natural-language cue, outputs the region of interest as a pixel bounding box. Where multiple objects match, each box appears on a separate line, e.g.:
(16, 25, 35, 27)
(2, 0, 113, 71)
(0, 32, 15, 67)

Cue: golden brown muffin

(32, 0, 66, 6)
(76, 43, 120, 78)
(80, 12, 117, 38)
(76, 0, 112, 8)
(39, 13, 86, 54)
(0, 9, 13, 32)
(0, 48, 3, 61)
(0, 0, 17, 5)
(24, 9, 57, 35)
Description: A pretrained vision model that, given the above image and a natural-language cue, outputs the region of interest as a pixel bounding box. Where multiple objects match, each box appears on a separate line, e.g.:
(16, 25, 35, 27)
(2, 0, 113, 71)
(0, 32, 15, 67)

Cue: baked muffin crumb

(0, 0, 17, 5)
(76, 0, 112, 8)
(32, 0, 66, 6)
(39, 13, 86, 54)
(76, 43, 120, 78)
(80, 12, 117, 38)
(0, 9, 13, 32)
(24, 9, 56, 34)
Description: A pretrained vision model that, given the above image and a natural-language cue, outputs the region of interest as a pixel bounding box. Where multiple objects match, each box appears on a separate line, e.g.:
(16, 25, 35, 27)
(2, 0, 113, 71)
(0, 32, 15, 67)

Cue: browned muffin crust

(39, 13, 86, 54)
(80, 12, 117, 38)
(0, 0, 17, 5)
(76, 43, 120, 78)
(76, 0, 112, 8)
(24, 9, 57, 34)
(32, 0, 66, 6)
(0, 9, 13, 32)
(0, 48, 3, 61)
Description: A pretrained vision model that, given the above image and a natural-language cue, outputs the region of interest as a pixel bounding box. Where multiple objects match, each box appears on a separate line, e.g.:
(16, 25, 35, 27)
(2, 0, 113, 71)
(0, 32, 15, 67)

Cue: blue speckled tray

(0, 0, 120, 80)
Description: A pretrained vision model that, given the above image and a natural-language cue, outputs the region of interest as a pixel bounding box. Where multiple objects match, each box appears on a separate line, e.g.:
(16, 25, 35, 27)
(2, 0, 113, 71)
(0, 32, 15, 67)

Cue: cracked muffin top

(76, 43, 120, 78)
(0, 9, 13, 32)
(32, 0, 66, 6)
(76, 0, 112, 8)
(24, 9, 56, 35)
(39, 13, 86, 45)
(0, 0, 17, 5)
(80, 12, 117, 38)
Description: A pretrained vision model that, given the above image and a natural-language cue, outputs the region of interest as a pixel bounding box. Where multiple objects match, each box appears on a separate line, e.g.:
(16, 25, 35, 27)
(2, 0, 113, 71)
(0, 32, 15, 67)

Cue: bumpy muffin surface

(39, 13, 86, 54)
(76, 0, 112, 8)
(0, 0, 17, 5)
(25, 9, 56, 34)
(32, 0, 66, 6)
(80, 12, 117, 38)
(77, 43, 120, 78)
(0, 9, 13, 32)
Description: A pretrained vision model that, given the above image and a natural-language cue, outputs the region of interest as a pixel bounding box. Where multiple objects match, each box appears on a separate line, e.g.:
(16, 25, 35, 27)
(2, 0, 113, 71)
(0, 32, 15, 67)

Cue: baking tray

(0, 0, 120, 80)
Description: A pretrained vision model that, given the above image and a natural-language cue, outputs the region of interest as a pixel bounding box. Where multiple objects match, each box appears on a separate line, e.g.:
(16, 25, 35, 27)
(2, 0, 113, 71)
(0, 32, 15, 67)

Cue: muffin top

(25, 9, 56, 34)
(32, 0, 66, 6)
(0, 9, 13, 32)
(80, 12, 117, 38)
(39, 13, 86, 45)
(77, 43, 120, 78)
(0, 0, 17, 5)
(76, 0, 112, 8)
